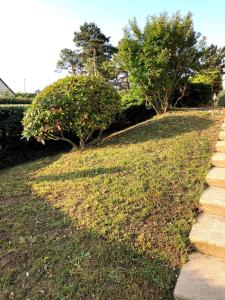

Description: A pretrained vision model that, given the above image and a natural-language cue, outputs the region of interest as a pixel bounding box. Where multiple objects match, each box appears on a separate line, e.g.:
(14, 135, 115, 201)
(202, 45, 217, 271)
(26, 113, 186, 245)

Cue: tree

(22, 76, 121, 149)
(201, 44, 225, 75)
(118, 12, 204, 114)
(56, 48, 84, 75)
(57, 22, 117, 77)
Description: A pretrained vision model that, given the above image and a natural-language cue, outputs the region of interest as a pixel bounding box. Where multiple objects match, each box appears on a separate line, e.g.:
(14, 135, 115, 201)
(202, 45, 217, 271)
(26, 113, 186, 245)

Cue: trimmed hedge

(181, 82, 213, 107)
(0, 104, 29, 152)
(23, 75, 121, 148)
(0, 98, 33, 105)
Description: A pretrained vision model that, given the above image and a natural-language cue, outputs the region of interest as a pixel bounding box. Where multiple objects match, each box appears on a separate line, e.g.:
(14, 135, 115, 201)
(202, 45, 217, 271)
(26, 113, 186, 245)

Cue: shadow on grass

(102, 114, 214, 147)
(34, 166, 124, 182)
(0, 157, 176, 300)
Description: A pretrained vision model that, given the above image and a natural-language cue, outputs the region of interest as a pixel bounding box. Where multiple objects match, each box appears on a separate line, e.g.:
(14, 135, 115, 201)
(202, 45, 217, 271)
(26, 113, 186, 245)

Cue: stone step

(190, 213, 225, 259)
(222, 123, 225, 130)
(216, 141, 225, 152)
(174, 253, 225, 300)
(212, 153, 225, 167)
(200, 187, 225, 217)
(206, 167, 225, 188)
(219, 131, 225, 141)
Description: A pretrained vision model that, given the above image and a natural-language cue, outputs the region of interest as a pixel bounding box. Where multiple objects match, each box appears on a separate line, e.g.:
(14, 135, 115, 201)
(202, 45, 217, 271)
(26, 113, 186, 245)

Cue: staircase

(174, 121, 225, 299)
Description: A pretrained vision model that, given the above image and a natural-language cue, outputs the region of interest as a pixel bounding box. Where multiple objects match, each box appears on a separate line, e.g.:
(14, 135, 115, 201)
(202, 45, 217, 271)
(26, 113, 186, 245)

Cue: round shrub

(22, 76, 121, 148)
(217, 90, 225, 107)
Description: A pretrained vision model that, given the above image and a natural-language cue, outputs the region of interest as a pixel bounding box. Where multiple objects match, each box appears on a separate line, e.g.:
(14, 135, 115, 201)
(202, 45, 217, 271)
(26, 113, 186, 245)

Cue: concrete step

(174, 253, 225, 300)
(200, 187, 225, 217)
(190, 213, 225, 259)
(212, 153, 225, 167)
(206, 167, 225, 188)
(219, 131, 225, 141)
(216, 141, 225, 152)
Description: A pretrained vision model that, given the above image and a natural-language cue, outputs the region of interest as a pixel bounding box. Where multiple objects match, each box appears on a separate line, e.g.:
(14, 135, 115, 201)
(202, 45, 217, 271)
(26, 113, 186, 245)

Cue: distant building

(0, 78, 15, 97)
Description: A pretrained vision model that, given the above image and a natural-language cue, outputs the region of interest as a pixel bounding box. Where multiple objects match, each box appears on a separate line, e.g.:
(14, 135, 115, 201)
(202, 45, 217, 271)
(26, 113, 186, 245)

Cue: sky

(1, 0, 225, 92)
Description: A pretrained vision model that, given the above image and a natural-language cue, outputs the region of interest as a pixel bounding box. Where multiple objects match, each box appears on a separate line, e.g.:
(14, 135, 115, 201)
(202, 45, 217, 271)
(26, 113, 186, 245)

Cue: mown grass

(0, 110, 223, 299)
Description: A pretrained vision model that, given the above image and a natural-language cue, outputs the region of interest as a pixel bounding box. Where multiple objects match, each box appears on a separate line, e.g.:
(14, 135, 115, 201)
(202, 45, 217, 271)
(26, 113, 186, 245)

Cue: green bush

(120, 86, 144, 110)
(0, 104, 28, 152)
(23, 76, 121, 148)
(182, 81, 213, 107)
(180, 68, 222, 107)
(217, 90, 225, 107)
(0, 98, 33, 105)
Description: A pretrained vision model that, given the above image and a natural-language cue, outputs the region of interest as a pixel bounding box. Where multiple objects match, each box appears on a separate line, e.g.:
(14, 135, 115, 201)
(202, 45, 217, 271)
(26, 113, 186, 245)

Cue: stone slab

(212, 153, 225, 168)
(216, 141, 225, 153)
(190, 213, 225, 259)
(219, 131, 225, 141)
(206, 167, 225, 188)
(200, 187, 225, 217)
(174, 253, 225, 300)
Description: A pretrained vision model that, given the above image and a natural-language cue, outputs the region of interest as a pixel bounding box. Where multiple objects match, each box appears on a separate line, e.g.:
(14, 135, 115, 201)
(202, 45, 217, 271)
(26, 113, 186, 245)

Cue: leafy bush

(0, 104, 28, 152)
(23, 76, 121, 148)
(217, 90, 225, 107)
(191, 68, 222, 95)
(0, 98, 33, 105)
(181, 81, 213, 107)
(181, 68, 223, 107)
(120, 86, 144, 110)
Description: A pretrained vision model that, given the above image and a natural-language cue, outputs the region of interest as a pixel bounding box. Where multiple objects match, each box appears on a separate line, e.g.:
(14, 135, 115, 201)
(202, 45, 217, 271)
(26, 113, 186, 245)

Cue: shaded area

(0, 140, 71, 170)
(35, 166, 124, 182)
(0, 105, 154, 171)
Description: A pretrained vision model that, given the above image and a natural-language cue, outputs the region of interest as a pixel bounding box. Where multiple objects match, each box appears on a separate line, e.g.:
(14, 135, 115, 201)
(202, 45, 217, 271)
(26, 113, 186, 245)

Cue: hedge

(0, 104, 29, 152)
(0, 98, 33, 105)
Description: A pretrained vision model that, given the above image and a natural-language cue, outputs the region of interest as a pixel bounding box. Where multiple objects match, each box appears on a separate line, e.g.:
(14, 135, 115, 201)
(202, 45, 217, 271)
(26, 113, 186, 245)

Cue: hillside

(0, 110, 223, 299)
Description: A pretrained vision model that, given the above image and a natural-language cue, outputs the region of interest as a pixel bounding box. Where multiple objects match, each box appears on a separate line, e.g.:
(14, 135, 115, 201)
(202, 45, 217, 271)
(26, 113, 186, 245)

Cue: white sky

(0, 0, 77, 92)
(1, 0, 225, 92)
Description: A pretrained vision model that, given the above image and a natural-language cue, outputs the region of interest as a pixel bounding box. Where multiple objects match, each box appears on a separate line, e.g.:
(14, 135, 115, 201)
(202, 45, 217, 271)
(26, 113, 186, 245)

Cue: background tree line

(57, 12, 225, 114)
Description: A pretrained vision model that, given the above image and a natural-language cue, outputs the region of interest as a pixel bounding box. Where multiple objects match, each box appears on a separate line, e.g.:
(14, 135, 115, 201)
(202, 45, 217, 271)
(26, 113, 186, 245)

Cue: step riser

(212, 160, 225, 168)
(219, 132, 225, 140)
(191, 241, 225, 260)
(206, 178, 225, 188)
(200, 204, 225, 218)
(216, 145, 225, 152)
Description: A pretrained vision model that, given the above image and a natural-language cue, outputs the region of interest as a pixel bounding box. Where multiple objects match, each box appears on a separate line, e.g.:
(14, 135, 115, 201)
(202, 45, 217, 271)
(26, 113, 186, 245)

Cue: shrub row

(0, 104, 29, 152)
(0, 98, 33, 105)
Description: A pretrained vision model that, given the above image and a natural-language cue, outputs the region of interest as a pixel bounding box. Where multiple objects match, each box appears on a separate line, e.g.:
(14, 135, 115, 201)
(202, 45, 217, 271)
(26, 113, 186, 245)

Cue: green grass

(0, 110, 223, 299)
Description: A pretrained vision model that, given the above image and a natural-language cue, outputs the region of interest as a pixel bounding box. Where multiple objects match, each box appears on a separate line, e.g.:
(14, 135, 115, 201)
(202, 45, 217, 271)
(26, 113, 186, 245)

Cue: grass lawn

(0, 109, 223, 299)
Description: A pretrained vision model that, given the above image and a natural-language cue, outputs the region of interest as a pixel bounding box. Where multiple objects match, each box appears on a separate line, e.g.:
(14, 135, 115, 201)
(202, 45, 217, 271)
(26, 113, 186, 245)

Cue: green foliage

(217, 90, 225, 107)
(181, 68, 223, 107)
(15, 92, 37, 99)
(120, 86, 144, 110)
(201, 44, 225, 75)
(0, 98, 32, 105)
(191, 68, 222, 94)
(57, 22, 117, 77)
(0, 104, 28, 151)
(22, 76, 121, 148)
(183, 82, 213, 107)
(118, 12, 204, 114)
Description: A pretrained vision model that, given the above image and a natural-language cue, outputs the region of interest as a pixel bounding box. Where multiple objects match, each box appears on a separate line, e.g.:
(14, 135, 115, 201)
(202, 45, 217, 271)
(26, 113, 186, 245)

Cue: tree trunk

(93, 48, 97, 76)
